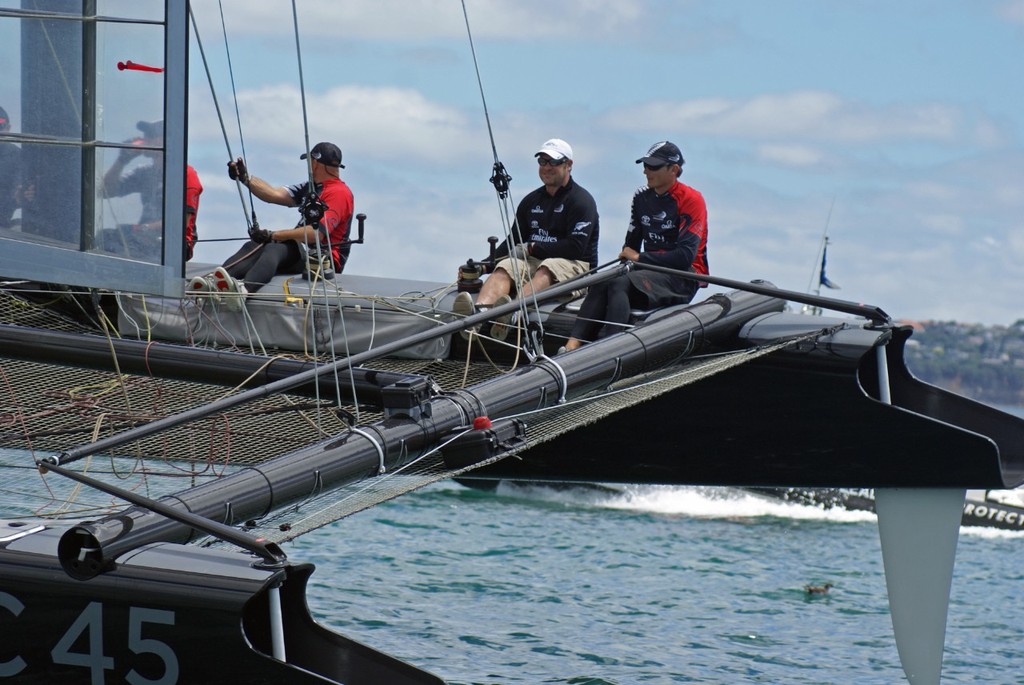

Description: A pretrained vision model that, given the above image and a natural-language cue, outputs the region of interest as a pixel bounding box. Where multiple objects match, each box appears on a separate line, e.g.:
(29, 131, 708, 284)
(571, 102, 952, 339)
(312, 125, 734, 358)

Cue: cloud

(602, 91, 1004, 146)
(997, 0, 1024, 25)
(192, 83, 484, 166)
(756, 143, 828, 167)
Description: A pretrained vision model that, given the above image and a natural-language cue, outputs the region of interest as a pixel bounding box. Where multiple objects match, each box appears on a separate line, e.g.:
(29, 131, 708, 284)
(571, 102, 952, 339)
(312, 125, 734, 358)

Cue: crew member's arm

(261, 225, 317, 243)
(101, 149, 139, 197)
(228, 158, 296, 206)
(240, 176, 295, 206)
(619, 190, 645, 261)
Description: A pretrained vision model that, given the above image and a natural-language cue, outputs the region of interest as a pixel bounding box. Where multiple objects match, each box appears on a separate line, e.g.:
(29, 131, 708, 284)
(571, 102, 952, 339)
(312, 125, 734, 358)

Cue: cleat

(224, 282, 248, 312)
(188, 275, 212, 293)
(213, 266, 236, 293)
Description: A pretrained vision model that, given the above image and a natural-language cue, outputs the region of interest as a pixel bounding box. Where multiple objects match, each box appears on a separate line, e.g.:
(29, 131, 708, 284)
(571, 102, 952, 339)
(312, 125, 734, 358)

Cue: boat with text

(1, 4, 1023, 684)
(743, 487, 1024, 531)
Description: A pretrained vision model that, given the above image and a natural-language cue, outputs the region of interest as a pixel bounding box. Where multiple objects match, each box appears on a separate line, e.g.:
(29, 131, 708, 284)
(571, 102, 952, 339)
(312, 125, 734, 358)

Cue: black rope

(290, 0, 315, 192)
(460, 0, 515, 215)
(188, 4, 253, 231)
(462, 0, 545, 353)
(289, 0, 352, 416)
(216, 0, 259, 231)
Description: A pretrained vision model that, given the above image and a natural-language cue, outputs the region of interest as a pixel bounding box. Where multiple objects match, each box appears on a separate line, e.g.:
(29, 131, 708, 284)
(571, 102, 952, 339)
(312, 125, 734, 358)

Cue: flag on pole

(819, 241, 840, 289)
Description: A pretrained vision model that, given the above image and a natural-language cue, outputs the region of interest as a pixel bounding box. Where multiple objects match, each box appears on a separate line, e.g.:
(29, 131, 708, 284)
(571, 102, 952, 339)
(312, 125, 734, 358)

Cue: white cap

(535, 138, 573, 161)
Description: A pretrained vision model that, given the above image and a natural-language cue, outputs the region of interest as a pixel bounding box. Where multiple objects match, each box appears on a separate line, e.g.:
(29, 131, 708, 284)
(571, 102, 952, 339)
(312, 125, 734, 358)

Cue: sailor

(0, 105, 21, 227)
(101, 120, 203, 261)
(452, 138, 599, 341)
(562, 141, 708, 352)
(184, 164, 203, 261)
(206, 141, 354, 295)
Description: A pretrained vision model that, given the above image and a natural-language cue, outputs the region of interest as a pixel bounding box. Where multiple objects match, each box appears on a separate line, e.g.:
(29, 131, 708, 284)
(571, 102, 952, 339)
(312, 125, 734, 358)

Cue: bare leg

(519, 266, 555, 300)
(477, 268, 513, 307)
(564, 279, 611, 350)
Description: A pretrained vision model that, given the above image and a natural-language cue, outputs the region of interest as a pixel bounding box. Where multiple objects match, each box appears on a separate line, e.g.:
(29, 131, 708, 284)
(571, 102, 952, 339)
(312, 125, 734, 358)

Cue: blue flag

(819, 242, 840, 289)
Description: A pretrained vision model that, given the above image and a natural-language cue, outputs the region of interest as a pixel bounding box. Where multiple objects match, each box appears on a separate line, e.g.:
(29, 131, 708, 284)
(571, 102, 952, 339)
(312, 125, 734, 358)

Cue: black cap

(301, 141, 344, 168)
(636, 140, 684, 167)
(136, 120, 164, 139)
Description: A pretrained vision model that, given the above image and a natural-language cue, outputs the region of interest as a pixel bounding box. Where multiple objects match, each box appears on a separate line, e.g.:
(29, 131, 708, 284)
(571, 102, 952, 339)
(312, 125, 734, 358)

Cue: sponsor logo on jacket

(530, 227, 558, 243)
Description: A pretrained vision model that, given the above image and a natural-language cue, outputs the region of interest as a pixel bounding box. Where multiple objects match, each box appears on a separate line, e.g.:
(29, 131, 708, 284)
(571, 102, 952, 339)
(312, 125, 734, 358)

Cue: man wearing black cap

(0, 105, 21, 227)
(563, 140, 708, 351)
(102, 120, 166, 230)
(206, 141, 353, 295)
(101, 120, 204, 261)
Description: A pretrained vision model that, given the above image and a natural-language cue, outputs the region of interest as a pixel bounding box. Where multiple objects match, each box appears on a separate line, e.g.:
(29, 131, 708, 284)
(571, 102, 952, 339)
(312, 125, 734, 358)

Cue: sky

(178, 0, 1024, 326)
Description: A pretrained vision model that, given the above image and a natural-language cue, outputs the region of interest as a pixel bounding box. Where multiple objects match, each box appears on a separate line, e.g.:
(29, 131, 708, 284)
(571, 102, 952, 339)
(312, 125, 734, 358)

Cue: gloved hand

(248, 224, 273, 244)
(510, 242, 531, 260)
(228, 157, 250, 185)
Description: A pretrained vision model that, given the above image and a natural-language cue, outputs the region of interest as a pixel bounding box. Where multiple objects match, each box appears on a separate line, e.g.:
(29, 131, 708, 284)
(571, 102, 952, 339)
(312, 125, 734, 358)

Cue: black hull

(467, 325, 1024, 488)
(0, 523, 443, 684)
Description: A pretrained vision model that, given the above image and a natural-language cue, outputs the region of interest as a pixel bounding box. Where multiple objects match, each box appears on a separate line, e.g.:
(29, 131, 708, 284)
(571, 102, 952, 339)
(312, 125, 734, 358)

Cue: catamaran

(1, 3, 1022, 684)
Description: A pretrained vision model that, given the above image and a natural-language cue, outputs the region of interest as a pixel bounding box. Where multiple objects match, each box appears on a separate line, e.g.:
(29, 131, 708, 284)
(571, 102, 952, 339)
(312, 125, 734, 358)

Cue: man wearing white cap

(453, 138, 599, 341)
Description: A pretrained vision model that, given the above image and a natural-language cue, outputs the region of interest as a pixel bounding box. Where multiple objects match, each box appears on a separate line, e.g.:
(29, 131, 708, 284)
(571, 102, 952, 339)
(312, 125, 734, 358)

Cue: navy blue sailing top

(497, 177, 600, 270)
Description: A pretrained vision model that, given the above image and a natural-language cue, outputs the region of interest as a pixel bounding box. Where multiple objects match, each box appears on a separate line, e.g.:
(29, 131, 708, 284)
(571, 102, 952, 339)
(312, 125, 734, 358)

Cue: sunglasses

(537, 157, 567, 167)
(643, 162, 668, 171)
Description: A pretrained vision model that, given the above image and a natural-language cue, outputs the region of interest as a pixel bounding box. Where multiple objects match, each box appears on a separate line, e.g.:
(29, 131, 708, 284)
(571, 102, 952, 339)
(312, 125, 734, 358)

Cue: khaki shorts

(494, 256, 590, 298)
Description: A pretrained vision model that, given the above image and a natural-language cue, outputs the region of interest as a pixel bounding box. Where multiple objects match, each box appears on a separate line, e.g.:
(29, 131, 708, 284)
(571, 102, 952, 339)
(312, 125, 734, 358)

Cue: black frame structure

(0, 1, 187, 297)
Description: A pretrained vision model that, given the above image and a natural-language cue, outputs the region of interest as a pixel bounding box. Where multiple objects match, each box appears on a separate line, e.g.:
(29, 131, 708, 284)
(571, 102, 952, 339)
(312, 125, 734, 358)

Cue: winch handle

(340, 213, 366, 246)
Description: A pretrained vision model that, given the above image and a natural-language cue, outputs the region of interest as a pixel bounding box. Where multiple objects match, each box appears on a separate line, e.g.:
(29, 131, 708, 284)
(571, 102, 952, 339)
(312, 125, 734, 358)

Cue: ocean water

(290, 481, 1024, 684)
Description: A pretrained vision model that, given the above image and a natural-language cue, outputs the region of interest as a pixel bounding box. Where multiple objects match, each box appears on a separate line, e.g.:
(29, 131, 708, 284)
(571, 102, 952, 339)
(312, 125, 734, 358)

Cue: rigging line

(267, 428, 476, 541)
(216, 1, 253, 206)
(521, 259, 624, 356)
(459, 0, 516, 214)
(284, 0, 340, 420)
(632, 261, 891, 324)
(286, 1, 357, 423)
(461, 0, 542, 351)
(302, 266, 350, 424)
(189, 4, 253, 230)
(496, 337, 811, 431)
(460, 0, 499, 165)
(315, 261, 364, 422)
(290, 0, 315, 188)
